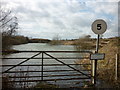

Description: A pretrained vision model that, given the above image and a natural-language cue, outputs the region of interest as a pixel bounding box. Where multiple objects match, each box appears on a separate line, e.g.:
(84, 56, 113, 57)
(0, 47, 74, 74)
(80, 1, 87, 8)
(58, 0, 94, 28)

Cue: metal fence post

(91, 35, 100, 85)
(41, 52, 44, 81)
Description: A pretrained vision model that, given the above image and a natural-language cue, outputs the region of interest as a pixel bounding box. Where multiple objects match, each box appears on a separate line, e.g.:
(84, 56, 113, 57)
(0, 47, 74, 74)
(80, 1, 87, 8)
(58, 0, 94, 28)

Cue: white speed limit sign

(92, 19, 107, 34)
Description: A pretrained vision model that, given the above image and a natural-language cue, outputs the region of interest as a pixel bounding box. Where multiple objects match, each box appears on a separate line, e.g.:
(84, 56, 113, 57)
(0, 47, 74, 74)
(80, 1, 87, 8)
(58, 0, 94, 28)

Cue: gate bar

(3, 52, 41, 73)
(5, 70, 91, 73)
(2, 64, 91, 67)
(8, 74, 91, 78)
(2, 50, 93, 53)
(44, 52, 91, 78)
(2, 57, 89, 59)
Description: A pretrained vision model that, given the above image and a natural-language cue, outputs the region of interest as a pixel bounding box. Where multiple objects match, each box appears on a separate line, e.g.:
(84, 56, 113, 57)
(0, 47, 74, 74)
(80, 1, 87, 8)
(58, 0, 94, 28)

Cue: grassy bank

(2, 35, 29, 55)
(98, 37, 120, 87)
(2, 49, 19, 55)
(74, 37, 120, 87)
(2, 35, 29, 50)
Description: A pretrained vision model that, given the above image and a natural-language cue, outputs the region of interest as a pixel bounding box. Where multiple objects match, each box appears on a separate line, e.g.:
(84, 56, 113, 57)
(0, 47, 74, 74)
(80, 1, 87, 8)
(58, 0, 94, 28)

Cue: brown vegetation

(34, 82, 59, 88)
(74, 38, 95, 50)
(29, 38, 51, 43)
(2, 35, 29, 50)
(74, 37, 120, 87)
(98, 37, 120, 87)
(2, 75, 15, 89)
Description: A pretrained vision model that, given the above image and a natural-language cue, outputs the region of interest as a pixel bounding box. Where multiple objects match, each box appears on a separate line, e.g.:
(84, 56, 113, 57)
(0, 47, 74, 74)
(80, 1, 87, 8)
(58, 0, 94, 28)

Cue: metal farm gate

(2, 51, 94, 88)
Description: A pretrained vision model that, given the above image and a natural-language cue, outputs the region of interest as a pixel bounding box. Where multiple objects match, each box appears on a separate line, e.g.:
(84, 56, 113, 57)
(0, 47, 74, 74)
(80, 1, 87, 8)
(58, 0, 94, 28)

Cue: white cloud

(1, 0, 118, 39)
(104, 0, 119, 2)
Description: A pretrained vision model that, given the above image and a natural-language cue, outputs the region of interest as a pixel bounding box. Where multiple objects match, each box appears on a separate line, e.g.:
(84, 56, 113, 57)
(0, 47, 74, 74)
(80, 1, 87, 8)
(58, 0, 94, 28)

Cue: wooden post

(91, 60, 95, 84)
(118, 54, 120, 78)
(115, 54, 118, 80)
(0, 32, 2, 90)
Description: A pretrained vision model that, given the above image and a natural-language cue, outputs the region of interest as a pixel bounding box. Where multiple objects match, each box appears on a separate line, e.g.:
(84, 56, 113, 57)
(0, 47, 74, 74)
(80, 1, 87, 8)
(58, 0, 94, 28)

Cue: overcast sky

(1, 0, 119, 39)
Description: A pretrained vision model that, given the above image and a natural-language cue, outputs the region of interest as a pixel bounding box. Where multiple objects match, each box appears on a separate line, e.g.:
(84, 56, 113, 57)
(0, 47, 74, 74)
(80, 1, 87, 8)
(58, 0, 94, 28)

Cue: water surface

(3, 43, 90, 88)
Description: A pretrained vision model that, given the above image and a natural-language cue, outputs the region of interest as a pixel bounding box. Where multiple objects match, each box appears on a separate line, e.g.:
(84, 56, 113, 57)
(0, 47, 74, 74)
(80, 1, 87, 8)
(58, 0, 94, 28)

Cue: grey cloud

(2, 0, 118, 39)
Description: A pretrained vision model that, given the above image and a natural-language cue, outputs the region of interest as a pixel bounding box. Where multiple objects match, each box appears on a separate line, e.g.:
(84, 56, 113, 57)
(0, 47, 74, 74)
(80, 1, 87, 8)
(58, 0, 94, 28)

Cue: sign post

(91, 19, 107, 86)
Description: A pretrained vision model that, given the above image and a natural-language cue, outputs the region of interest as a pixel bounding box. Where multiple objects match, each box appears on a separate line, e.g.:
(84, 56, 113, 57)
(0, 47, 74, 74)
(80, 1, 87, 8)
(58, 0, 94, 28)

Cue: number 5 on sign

(97, 24, 102, 30)
(92, 19, 107, 34)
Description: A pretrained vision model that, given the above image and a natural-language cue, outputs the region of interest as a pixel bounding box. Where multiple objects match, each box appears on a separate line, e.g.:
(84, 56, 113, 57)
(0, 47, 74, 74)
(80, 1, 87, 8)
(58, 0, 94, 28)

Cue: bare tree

(49, 34, 61, 45)
(52, 34, 61, 41)
(0, 10, 18, 36)
(0, 7, 18, 50)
